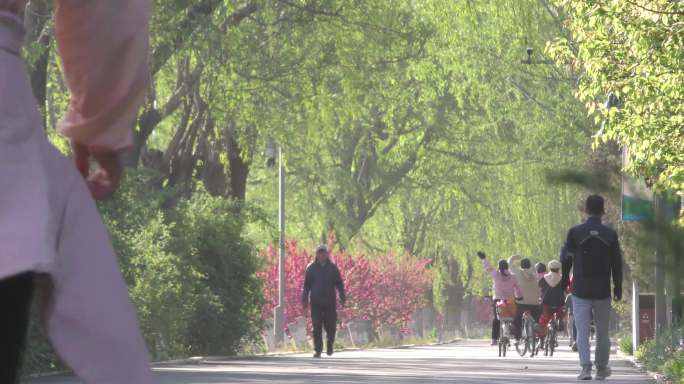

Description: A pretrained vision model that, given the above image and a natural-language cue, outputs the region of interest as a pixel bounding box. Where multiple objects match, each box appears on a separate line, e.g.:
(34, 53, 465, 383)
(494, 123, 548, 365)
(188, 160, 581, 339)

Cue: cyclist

(508, 255, 541, 342)
(535, 262, 547, 278)
(478, 251, 523, 346)
(537, 260, 565, 337)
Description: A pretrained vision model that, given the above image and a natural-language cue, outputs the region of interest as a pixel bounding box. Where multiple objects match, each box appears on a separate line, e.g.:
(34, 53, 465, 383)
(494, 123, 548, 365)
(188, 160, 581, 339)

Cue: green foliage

(664, 351, 684, 384)
(23, 315, 63, 374)
(547, 0, 684, 195)
(635, 325, 684, 382)
(245, 1, 590, 304)
(635, 339, 661, 372)
(100, 170, 263, 358)
(171, 190, 264, 355)
(25, 0, 631, 366)
(619, 334, 634, 356)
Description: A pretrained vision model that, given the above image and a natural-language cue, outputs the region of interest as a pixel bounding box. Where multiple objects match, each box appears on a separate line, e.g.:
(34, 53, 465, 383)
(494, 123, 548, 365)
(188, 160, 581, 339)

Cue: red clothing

(537, 304, 565, 336)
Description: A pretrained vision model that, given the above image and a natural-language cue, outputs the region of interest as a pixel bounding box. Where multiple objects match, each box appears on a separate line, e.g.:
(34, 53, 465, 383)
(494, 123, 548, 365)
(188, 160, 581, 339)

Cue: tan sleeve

(55, 0, 151, 153)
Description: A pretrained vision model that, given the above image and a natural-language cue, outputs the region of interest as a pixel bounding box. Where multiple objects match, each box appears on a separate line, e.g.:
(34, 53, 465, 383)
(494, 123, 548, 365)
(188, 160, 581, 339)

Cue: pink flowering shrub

(257, 236, 432, 333)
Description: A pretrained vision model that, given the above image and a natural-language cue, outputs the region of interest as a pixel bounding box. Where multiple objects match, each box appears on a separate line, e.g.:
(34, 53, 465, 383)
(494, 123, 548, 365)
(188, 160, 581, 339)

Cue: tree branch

(428, 148, 519, 166)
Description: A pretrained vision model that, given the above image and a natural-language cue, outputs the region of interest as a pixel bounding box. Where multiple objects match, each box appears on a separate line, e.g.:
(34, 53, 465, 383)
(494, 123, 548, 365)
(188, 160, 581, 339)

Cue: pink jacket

(483, 259, 522, 301)
(0, 1, 153, 382)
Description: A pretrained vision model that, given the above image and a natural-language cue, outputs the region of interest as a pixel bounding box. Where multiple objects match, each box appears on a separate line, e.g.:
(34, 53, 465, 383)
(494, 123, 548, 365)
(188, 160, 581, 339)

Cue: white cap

(548, 260, 561, 270)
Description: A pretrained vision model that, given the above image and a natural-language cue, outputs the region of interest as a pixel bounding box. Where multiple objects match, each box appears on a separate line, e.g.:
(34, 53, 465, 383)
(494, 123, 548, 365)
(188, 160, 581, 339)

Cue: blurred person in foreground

(302, 245, 346, 358)
(0, 0, 153, 382)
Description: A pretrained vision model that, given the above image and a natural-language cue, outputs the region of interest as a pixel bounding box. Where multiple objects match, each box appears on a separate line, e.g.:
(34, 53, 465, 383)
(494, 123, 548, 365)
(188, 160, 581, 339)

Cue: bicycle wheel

(498, 322, 505, 357)
(543, 334, 549, 356)
(549, 327, 556, 357)
(515, 338, 528, 356)
(528, 322, 537, 358)
(515, 323, 528, 357)
(502, 337, 507, 357)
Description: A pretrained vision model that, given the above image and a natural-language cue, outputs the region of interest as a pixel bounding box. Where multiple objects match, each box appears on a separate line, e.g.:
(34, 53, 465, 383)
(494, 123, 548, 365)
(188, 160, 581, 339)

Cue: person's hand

(72, 141, 123, 200)
(613, 288, 622, 302)
(477, 251, 486, 260)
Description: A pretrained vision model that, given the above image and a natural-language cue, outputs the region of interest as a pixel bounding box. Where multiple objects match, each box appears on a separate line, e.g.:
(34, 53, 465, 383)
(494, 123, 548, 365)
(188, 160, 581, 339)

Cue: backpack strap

(578, 230, 610, 247)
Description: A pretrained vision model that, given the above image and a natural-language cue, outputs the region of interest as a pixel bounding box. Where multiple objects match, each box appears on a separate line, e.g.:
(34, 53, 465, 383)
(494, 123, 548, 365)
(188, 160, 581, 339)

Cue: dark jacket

(539, 275, 564, 307)
(301, 261, 346, 307)
(562, 216, 623, 300)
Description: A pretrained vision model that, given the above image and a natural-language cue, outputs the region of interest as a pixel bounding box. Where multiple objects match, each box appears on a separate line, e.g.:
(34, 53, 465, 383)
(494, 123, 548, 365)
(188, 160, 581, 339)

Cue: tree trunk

(444, 258, 465, 336)
(228, 135, 249, 201)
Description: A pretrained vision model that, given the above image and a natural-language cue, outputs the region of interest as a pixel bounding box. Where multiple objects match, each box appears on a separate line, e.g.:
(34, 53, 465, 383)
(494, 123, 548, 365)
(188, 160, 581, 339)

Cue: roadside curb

(154, 338, 461, 366)
(616, 350, 670, 384)
(26, 338, 462, 378)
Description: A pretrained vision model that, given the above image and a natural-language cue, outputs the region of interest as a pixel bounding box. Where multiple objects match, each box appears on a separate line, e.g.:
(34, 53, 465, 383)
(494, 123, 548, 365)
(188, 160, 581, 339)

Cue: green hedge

(24, 170, 263, 373)
(635, 326, 684, 383)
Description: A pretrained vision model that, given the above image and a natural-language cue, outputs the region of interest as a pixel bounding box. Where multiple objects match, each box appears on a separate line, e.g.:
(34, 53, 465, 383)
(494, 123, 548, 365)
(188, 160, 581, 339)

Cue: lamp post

(265, 142, 286, 345)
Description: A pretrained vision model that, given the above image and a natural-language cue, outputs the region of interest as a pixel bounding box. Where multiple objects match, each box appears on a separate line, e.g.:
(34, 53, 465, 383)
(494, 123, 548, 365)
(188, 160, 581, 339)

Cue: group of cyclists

(479, 249, 576, 356)
(478, 195, 622, 380)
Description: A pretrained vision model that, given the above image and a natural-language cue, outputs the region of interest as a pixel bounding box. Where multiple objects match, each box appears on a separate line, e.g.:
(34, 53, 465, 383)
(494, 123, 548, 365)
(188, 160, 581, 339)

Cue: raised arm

(55, 0, 151, 153)
(508, 255, 522, 275)
(482, 258, 497, 278)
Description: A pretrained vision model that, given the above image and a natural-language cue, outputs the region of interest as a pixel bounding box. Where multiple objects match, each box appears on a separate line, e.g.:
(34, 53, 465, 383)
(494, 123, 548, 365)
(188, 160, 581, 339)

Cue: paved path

(27, 339, 654, 383)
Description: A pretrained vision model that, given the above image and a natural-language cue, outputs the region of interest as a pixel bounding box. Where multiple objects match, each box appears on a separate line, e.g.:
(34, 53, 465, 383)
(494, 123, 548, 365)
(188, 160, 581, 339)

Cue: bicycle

(515, 310, 539, 357)
(496, 300, 517, 357)
(543, 308, 561, 357)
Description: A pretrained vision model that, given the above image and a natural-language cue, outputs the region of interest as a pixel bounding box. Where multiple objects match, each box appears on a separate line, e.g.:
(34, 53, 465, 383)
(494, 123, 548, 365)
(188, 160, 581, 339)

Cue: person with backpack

(562, 195, 623, 381)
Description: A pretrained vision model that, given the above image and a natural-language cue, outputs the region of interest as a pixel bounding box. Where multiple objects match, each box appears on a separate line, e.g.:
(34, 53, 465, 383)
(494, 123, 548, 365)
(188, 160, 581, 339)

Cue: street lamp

(520, 47, 554, 65)
(265, 142, 286, 346)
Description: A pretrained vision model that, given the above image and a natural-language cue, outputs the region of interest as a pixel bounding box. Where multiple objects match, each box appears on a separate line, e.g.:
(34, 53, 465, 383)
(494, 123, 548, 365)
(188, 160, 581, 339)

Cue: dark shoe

(491, 340, 498, 346)
(577, 365, 592, 380)
(595, 366, 611, 381)
(327, 343, 334, 356)
(313, 352, 321, 358)
(571, 342, 578, 352)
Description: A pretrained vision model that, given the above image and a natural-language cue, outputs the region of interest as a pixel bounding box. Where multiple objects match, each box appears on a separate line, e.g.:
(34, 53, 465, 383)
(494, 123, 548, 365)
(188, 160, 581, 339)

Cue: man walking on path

(562, 195, 623, 381)
(302, 245, 346, 358)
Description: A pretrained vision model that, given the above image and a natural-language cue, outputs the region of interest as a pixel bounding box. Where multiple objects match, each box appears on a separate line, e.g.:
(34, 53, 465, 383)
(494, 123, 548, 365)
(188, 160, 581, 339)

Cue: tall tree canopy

(548, 0, 684, 194)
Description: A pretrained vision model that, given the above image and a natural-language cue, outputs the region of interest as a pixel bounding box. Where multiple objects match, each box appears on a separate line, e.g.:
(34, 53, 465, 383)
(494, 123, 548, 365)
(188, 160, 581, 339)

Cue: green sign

(622, 150, 654, 222)
(622, 191, 654, 221)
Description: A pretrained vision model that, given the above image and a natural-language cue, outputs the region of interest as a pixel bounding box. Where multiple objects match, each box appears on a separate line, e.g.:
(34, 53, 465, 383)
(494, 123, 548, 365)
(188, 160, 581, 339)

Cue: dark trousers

(513, 304, 540, 339)
(0, 273, 35, 384)
(491, 301, 500, 341)
(311, 304, 337, 353)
